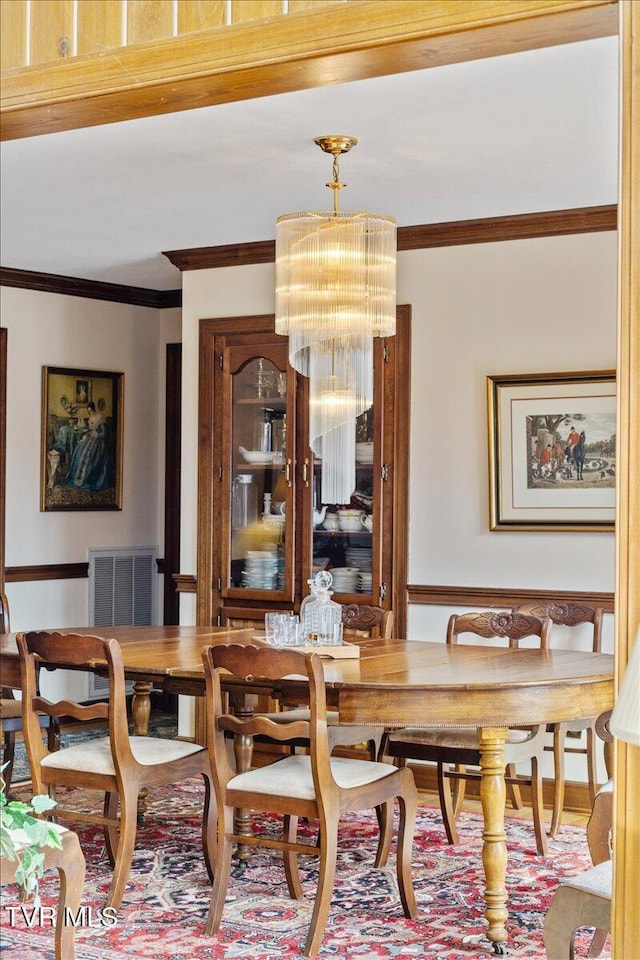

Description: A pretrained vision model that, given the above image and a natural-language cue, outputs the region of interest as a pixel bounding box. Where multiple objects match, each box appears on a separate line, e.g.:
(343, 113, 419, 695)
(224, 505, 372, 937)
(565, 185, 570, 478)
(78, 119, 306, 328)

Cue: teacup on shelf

(322, 514, 340, 530)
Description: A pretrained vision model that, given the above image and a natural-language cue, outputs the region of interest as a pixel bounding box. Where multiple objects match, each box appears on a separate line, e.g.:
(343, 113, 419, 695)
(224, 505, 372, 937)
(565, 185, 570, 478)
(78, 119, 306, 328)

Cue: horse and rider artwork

(488, 371, 616, 531)
(527, 412, 616, 490)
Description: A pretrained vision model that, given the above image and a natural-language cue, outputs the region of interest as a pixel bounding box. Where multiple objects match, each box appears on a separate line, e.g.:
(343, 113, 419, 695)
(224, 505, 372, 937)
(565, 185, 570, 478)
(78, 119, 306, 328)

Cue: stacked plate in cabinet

(357, 572, 373, 594)
(345, 547, 372, 571)
(242, 550, 279, 590)
(329, 567, 359, 593)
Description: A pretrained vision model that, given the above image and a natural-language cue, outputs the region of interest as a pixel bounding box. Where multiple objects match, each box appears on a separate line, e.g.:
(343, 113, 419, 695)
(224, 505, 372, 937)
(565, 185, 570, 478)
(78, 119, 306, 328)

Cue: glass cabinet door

(307, 343, 383, 604)
(225, 343, 294, 601)
(200, 309, 407, 634)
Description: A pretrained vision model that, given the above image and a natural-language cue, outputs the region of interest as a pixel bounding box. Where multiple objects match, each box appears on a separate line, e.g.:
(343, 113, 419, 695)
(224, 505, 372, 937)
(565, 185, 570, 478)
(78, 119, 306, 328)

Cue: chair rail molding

(408, 584, 615, 614)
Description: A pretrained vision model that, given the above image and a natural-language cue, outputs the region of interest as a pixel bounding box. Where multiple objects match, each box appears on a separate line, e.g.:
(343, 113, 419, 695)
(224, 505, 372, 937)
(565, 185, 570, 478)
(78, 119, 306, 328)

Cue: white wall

(1, 287, 180, 697)
(179, 232, 617, 602)
(178, 232, 618, 779)
(177, 264, 276, 628)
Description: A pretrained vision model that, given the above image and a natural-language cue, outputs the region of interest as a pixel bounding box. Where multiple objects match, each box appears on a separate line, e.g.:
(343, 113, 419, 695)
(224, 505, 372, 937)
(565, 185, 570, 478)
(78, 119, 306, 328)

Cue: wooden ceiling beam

(0, 0, 618, 141)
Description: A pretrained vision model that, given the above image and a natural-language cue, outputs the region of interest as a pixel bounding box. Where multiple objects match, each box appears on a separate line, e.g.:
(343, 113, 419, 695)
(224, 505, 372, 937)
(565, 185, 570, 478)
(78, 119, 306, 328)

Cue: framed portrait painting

(487, 371, 616, 532)
(41, 366, 124, 511)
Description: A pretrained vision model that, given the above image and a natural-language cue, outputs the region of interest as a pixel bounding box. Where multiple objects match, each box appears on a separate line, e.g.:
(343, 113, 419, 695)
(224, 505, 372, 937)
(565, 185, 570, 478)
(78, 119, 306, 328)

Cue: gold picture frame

(41, 366, 124, 511)
(488, 370, 616, 532)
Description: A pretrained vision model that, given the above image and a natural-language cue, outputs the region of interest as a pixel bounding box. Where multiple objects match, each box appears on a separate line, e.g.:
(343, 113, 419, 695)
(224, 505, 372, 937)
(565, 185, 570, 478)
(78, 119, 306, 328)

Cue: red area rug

(0, 778, 609, 959)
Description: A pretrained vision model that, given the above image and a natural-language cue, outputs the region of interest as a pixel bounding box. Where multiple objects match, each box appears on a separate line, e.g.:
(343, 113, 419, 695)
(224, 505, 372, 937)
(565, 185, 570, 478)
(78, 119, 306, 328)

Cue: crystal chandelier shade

(275, 136, 396, 505)
(275, 210, 396, 375)
(314, 421, 357, 506)
(307, 336, 373, 445)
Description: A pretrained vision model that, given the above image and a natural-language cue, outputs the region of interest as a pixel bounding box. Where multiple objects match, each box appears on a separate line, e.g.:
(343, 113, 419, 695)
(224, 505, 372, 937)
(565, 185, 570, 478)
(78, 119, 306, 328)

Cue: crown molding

(1, 205, 617, 298)
(397, 204, 617, 249)
(163, 204, 617, 272)
(0, 267, 181, 308)
(163, 239, 276, 271)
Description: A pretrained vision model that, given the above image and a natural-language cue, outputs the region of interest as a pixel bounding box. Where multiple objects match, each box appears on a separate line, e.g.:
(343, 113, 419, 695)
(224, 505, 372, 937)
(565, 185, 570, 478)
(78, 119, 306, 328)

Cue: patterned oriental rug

(0, 778, 609, 960)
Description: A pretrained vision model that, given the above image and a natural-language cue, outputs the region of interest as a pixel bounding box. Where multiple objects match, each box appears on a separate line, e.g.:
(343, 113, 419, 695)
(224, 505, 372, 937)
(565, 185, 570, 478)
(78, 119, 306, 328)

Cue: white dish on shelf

(239, 446, 274, 465)
(355, 442, 374, 464)
(262, 514, 285, 527)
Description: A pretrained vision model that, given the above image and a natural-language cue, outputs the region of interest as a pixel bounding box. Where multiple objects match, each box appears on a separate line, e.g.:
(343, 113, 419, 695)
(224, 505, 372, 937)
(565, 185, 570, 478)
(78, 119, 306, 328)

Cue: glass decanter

(300, 571, 342, 645)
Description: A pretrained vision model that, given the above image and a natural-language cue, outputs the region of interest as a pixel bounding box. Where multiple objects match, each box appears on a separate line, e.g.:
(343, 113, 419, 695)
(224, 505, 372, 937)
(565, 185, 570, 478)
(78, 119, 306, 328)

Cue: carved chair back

(446, 610, 551, 649)
(515, 601, 603, 652)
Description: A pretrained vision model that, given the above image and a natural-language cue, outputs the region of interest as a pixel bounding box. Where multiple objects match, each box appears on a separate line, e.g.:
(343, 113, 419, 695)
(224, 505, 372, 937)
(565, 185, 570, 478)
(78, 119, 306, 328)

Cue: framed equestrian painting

(41, 366, 124, 511)
(487, 371, 616, 532)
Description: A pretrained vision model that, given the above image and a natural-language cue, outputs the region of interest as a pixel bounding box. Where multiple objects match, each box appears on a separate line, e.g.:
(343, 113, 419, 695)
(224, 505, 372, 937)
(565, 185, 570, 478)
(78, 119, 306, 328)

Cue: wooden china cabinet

(196, 307, 410, 637)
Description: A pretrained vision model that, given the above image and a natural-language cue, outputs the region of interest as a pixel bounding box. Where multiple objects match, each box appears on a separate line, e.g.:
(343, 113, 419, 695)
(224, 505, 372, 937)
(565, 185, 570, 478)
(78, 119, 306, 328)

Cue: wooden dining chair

(515, 601, 604, 835)
(17, 630, 215, 910)
(379, 611, 551, 856)
(544, 731, 614, 960)
(201, 642, 418, 957)
(1, 594, 59, 792)
(256, 604, 394, 760)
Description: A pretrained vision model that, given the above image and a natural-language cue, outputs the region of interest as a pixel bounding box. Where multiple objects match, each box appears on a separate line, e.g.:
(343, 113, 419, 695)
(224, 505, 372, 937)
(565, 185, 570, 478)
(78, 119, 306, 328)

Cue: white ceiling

(0, 35, 619, 292)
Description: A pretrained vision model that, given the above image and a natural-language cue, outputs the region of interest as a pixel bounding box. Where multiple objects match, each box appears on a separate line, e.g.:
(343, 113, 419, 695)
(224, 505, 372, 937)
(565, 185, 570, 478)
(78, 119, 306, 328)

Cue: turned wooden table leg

(478, 726, 509, 955)
(131, 681, 152, 821)
(131, 681, 152, 735)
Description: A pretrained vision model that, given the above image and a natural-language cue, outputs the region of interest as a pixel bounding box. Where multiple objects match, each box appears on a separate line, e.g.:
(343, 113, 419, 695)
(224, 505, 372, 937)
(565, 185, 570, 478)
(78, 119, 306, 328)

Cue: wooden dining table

(0, 624, 614, 956)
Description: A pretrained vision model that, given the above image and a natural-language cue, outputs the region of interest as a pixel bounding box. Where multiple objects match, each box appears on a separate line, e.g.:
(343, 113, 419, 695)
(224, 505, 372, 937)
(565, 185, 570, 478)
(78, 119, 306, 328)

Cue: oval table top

(1, 626, 614, 728)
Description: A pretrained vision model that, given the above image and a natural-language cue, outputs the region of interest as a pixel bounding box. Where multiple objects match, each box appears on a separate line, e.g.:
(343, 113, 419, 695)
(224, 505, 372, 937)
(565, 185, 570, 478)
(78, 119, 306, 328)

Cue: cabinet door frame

(221, 338, 295, 604)
(198, 315, 279, 626)
(197, 308, 411, 634)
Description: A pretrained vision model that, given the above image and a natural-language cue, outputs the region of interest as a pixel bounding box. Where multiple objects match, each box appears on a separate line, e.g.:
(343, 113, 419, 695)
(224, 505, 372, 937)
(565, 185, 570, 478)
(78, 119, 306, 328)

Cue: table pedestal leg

(132, 681, 152, 821)
(478, 726, 509, 955)
(131, 681, 152, 735)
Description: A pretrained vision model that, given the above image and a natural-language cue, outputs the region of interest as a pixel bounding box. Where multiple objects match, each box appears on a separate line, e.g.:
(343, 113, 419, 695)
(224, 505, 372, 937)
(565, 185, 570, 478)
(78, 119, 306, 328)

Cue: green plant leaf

(0, 829, 17, 861)
(30, 795, 57, 814)
(1, 784, 60, 898)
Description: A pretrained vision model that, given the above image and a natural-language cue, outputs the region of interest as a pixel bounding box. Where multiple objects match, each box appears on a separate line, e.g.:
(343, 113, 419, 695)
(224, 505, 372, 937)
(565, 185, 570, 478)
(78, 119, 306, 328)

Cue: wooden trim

(0, 327, 6, 592)
(5, 558, 166, 582)
(0, 1, 618, 141)
(173, 573, 197, 594)
(409, 762, 596, 815)
(390, 306, 411, 638)
(408, 584, 615, 613)
(163, 343, 182, 624)
(0, 267, 181, 309)
(164, 205, 618, 272)
(614, 4, 640, 958)
(163, 239, 276, 271)
(397, 204, 617, 249)
(5, 562, 89, 582)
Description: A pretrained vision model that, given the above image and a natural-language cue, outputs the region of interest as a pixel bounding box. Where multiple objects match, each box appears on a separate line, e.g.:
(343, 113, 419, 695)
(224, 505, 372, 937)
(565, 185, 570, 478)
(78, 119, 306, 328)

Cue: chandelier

(275, 136, 396, 504)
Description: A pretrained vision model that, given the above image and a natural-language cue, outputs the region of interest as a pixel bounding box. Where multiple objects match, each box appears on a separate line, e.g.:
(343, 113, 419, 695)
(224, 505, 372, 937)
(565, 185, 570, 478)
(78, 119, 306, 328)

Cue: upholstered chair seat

(228, 753, 396, 799)
(41, 736, 205, 775)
